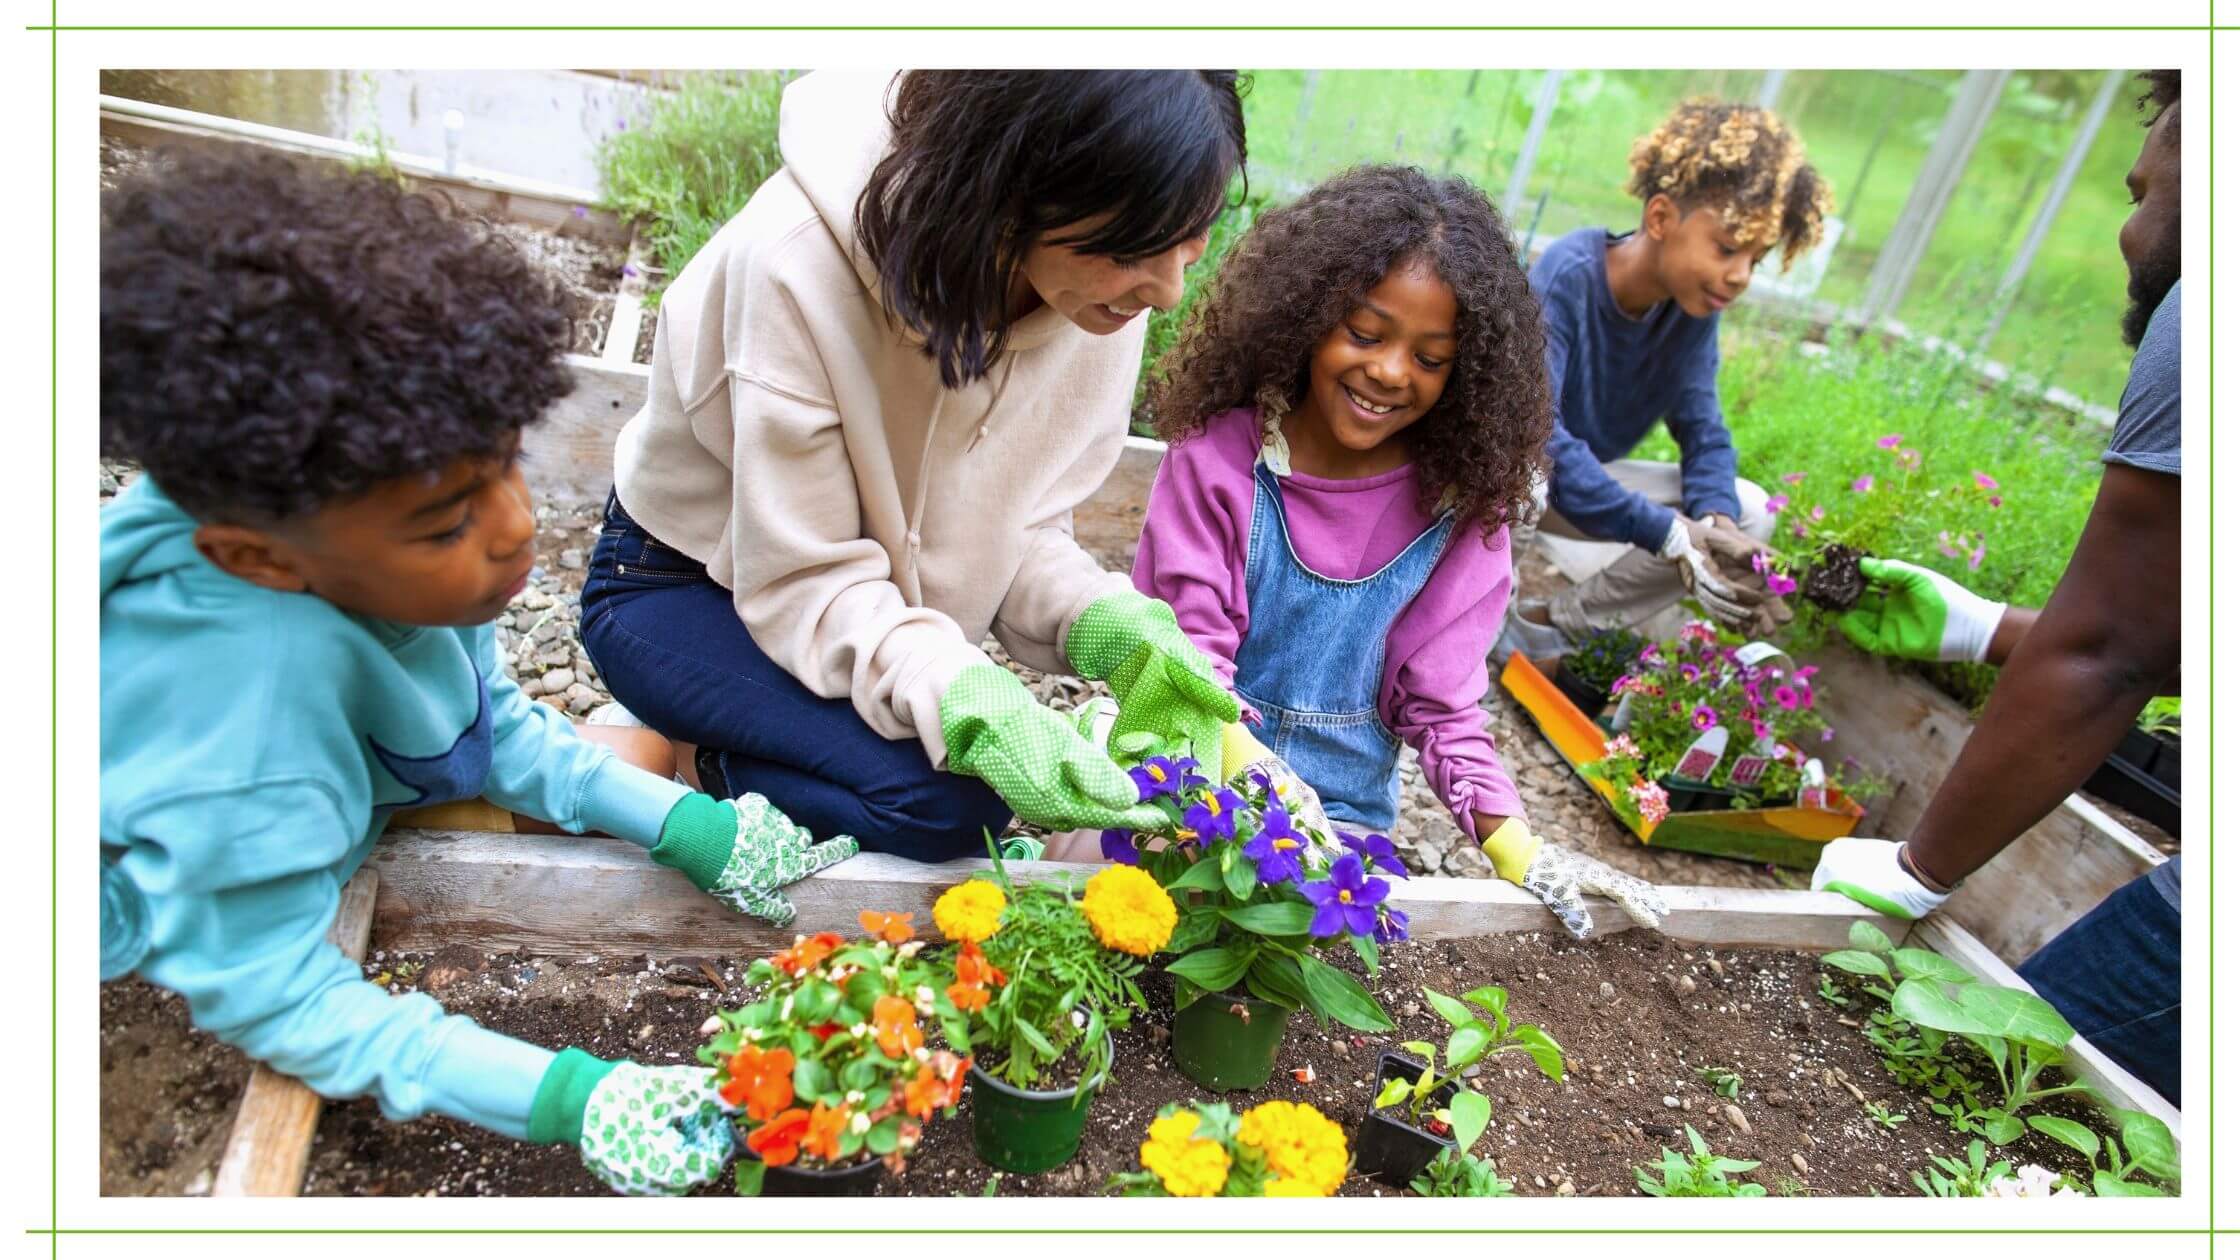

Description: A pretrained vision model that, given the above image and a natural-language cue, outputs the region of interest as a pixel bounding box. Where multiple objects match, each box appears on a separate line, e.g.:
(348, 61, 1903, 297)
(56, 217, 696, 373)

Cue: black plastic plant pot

(1552, 662, 1610, 717)
(1354, 1052, 1457, 1189)
(968, 1036, 1112, 1174)
(1170, 991, 1290, 1091)
(2084, 747, 2181, 836)
(742, 1152, 885, 1197)
(1657, 774, 1734, 815)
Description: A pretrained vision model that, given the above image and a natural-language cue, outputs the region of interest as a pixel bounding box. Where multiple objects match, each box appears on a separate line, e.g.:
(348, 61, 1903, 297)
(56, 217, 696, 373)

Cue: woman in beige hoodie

(581, 70, 1249, 861)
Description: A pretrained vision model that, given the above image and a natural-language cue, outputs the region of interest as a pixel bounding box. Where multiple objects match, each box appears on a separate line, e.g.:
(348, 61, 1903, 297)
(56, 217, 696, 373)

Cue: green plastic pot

(1170, 990, 1290, 1091)
(969, 1035, 1112, 1174)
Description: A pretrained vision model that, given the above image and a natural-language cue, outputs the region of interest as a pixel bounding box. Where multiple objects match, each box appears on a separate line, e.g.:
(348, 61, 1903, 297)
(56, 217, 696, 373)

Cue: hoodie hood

(100, 477, 212, 602)
(776, 69, 1069, 355)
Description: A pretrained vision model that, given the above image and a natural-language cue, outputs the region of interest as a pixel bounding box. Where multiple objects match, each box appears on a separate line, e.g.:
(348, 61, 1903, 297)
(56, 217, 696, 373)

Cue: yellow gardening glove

(1219, 723, 1331, 836)
(1481, 816, 1668, 938)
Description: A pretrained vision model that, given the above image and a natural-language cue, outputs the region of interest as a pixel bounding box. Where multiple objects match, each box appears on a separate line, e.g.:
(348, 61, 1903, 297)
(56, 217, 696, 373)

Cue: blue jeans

(2018, 857, 2180, 1106)
(578, 492, 1011, 863)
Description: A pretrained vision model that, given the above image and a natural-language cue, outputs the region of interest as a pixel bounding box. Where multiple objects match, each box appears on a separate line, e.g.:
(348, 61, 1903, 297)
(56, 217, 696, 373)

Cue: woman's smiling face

(1294, 258, 1458, 456)
(1016, 218, 1211, 335)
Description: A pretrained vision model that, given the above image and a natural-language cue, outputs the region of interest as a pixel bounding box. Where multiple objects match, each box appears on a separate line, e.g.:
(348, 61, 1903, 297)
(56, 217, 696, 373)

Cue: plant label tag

(1673, 727, 1728, 781)
(1735, 641, 1794, 673)
(1797, 757, 1829, 811)
(1611, 692, 1635, 733)
(1728, 755, 1770, 788)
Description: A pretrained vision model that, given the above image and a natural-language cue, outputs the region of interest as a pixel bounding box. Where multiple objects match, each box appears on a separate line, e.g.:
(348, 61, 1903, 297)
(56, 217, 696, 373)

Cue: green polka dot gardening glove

(1065, 591, 1239, 769)
(1836, 557, 2006, 663)
(529, 1049, 736, 1195)
(939, 663, 1167, 833)
(649, 793, 860, 927)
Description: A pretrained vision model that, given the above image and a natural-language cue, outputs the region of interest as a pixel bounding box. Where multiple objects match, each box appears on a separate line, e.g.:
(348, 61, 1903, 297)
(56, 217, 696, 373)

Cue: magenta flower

(1751, 719, 1772, 743)
(1877, 434, 1903, 449)
(1767, 572, 1798, 597)
(1851, 475, 1874, 494)
(1792, 522, 1809, 538)
(1680, 663, 1701, 682)
(1774, 685, 1801, 710)
(1937, 531, 1961, 559)
(1764, 494, 1790, 515)
(1782, 471, 1806, 485)
(1810, 504, 1826, 522)
(1968, 538, 1986, 572)
(1691, 705, 1719, 731)
(1821, 729, 1836, 742)
(1974, 471, 1999, 492)
(1989, 495, 2004, 509)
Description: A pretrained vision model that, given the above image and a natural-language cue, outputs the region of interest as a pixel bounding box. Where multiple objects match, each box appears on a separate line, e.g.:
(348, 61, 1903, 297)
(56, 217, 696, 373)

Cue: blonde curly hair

(1627, 98, 1833, 269)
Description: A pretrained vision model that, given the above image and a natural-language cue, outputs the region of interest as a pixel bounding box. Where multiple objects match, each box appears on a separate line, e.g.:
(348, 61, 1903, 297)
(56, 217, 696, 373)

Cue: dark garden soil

(103, 930, 2113, 1198)
(636, 303, 660, 364)
(1802, 545, 1867, 613)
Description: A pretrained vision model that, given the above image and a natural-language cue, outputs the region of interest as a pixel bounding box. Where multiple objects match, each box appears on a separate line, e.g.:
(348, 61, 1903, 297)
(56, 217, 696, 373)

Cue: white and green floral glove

(1481, 817, 1668, 938)
(1811, 836, 1950, 921)
(649, 793, 860, 927)
(529, 1050, 737, 1195)
(1837, 557, 2007, 663)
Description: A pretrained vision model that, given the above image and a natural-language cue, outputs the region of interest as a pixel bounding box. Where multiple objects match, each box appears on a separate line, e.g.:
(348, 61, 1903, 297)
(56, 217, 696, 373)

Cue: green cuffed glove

(650, 793, 860, 927)
(1837, 557, 2007, 663)
(939, 663, 1168, 833)
(1064, 591, 1240, 767)
(529, 1049, 737, 1195)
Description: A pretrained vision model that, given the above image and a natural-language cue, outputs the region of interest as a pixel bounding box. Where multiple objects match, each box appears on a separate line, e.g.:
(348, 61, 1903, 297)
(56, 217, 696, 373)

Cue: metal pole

(1758, 69, 1788, 109)
(1852, 69, 2010, 326)
(1502, 69, 1565, 224)
(1977, 69, 2127, 348)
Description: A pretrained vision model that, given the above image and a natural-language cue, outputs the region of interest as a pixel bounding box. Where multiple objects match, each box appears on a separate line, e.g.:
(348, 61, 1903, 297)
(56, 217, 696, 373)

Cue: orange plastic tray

(1499, 651, 1861, 869)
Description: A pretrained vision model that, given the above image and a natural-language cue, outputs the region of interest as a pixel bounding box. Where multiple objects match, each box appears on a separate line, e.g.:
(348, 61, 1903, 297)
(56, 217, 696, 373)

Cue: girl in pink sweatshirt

(1137, 165, 1669, 936)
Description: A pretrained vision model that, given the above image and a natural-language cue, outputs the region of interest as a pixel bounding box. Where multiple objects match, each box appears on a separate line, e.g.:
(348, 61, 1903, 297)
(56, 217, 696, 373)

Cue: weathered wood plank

(1807, 647, 2163, 964)
(600, 232, 655, 365)
(212, 871, 381, 1197)
(1906, 917, 2180, 1144)
(368, 826, 1892, 956)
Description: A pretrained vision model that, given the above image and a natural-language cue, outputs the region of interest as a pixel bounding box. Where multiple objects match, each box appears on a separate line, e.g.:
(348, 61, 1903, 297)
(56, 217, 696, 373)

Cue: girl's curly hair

(1145, 164, 1551, 533)
(1627, 98, 1831, 269)
(102, 148, 576, 523)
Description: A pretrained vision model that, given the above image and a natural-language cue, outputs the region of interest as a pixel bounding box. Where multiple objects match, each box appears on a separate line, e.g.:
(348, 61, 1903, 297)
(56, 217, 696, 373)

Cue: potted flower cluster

(928, 853, 1171, 1174)
(700, 912, 967, 1196)
(1578, 621, 1869, 827)
(1109, 1100, 1351, 1197)
(1102, 742, 1404, 1090)
(1553, 628, 1648, 719)
(1356, 984, 1564, 1187)
(1755, 432, 2008, 614)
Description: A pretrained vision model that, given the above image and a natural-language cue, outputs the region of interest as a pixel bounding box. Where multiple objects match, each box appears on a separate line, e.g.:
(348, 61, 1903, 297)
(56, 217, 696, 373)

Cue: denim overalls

(1231, 461, 1454, 831)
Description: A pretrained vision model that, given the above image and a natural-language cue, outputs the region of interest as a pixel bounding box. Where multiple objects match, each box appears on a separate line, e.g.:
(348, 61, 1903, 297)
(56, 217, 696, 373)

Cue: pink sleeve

(1131, 412, 1257, 696)
(1381, 522, 1524, 834)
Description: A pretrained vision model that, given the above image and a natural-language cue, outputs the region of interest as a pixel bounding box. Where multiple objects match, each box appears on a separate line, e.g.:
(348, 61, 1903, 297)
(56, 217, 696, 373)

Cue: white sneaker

(1492, 602, 1579, 661)
(586, 701, 646, 728)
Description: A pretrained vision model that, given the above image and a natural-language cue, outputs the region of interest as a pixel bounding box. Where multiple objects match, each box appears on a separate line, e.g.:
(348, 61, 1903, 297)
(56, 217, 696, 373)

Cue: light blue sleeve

(125, 782, 557, 1139)
(471, 625, 687, 845)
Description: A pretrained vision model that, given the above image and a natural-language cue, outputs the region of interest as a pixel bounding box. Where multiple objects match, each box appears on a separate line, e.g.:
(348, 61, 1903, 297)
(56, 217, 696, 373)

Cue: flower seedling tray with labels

(1499, 652, 1862, 869)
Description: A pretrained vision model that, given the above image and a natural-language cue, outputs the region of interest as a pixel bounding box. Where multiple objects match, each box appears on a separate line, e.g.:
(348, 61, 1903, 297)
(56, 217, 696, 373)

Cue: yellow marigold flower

(1140, 1111, 1230, 1197)
(1081, 865, 1178, 956)
(932, 879, 1006, 944)
(1239, 1100, 1348, 1197)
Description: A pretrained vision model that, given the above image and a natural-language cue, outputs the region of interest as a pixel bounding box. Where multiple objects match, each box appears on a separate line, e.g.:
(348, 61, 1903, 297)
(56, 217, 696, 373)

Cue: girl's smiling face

(1292, 259, 1457, 465)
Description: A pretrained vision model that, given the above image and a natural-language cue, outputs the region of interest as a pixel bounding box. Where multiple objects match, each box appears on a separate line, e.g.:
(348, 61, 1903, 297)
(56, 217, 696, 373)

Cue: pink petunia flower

(1630, 780, 1671, 827)
(1877, 434, 1903, 449)
(1767, 572, 1798, 597)
(1605, 734, 1641, 759)
(1774, 685, 1801, 710)
(1782, 471, 1806, 485)
(1851, 475, 1874, 494)
(1692, 705, 1719, 731)
(1969, 537, 1986, 572)
(1764, 494, 1790, 515)
(1810, 504, 1826, 522)
(1974, 471, 1999, 492)
(1937, 530, 1961, 559)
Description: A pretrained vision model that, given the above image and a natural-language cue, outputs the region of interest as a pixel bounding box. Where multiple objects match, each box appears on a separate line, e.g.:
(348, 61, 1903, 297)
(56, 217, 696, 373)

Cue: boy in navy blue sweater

(1504, 100, 1832, 649)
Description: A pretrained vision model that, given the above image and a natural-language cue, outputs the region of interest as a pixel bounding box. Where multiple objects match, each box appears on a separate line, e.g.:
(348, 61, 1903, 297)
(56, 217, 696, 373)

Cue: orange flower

(801, 1101, 849, 1163)
(746, 1107, 812, 1167)
(872, 993, 924, 1059)
(903, 1063, 945, 1120)
(720, 1044, 796, 1120)
(858, 910, 916, 944)
(773, 931, 845, 976)
(946, 979, 992, 1013)
(940, 1053, 972, 1108)
(954, 940, 1007, 989)
(808, 1021, 845, 1042)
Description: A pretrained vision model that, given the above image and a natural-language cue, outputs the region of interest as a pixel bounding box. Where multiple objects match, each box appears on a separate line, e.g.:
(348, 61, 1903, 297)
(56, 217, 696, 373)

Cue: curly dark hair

(2138, 68, 2180, 142)
(1145, 164, 1551, 532)
(1626, 99, 1831, 269)
(857, 70, 1247, 389)
(101, 149, 576, 523)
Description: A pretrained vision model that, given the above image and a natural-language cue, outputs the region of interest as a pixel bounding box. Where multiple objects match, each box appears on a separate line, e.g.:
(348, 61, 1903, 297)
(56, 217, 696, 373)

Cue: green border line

(46, 0, 55, 1254)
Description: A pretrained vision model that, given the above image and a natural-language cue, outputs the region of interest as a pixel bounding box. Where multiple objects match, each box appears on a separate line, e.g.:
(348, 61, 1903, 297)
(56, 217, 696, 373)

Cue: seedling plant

(1634, 1125, 1766, 1198)
(1372, 984, 1565, 1151)
(1911, 1140, 2013, 1198)
(1697, 1065, 1742, 1100)
(2025, 1111, 2180, 1197)
(1409, 1148, 1517, 1198)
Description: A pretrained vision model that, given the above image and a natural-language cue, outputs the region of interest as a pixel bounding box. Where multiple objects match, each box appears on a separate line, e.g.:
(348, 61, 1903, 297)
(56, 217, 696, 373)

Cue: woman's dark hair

(1147, 164, 1552, 533)
(856, 70, 1248, 388)
(101, 148, 575, 523)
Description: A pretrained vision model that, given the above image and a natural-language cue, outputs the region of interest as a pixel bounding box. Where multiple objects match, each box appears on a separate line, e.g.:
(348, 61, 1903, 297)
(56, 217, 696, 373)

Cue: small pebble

(1723, 1103, 1751, 1135)
(1597, 981, 1616, 1003)
(1555, 1179, 1576, 1197)
(1672, 975, 1697, 997)
(539, 668, 575, 694)
(1766, 1090, 1793, 1108)
(559, 547, 585, 570)
(1662, 1095, 1680, 1109)
(1792, 1153, 1810, 1176)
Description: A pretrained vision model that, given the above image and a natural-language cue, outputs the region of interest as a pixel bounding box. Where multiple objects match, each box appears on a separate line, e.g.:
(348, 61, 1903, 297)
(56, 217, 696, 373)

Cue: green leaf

(1891, 949, 1976, 985)
(791, 978, 841, 1023)
(1849, 920, 1896, 954)
(1174, 974, 1204, 1012)
(1978, 1110, 2025, 1145)
(1244, 954, 1311, 1011)
(1164, 906, 1220, 955)
(1513, 1025, 1567, 1082)
(1374, 1076, 1413, 1109)
(734, 1159, 766, 1197)
(1167, 942, 1255, 993)
(1954, 984, 2077, 1050)
(791, 1055, 833, 1101)
(1400, 1040, 1437, 1062)
(1167, 856, 1225, 893)
(2116, 1110, 2179, 1183)
(2094, 1170, 2168, 1197)
(866, 1114, 902, 1156)
(1460, 986, 1509, 1021)
(1445, 1022, 1493, 1071)
(1222, 850, 1258, 902)
(1423, 987, 1479, 1030)
(2026, 1114, 2100, 1161)
(839, 1056, 878, 1092)
(1820, 950, 1891, 980)
(1351, 932, 1381, 976)
(1221, 902, 1317, 935)
(1891, 977, 1992, 1037)
(1447, 1090, 1493, 1150)
(1297, 953, 1395, 1031)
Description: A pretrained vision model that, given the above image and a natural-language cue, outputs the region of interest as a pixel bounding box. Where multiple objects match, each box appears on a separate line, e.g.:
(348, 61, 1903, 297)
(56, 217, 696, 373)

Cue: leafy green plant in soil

(1373, 985, 1565, 1151)
(594, 71, 789, 304)
(1634, 1124, 1766, 1197)
(1410, 1148, 1516, 1198)
(1911, 1139, 2013, 1197)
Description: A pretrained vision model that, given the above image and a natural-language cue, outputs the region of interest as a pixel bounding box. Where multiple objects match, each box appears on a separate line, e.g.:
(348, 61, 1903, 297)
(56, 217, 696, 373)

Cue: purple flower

(571, 204, 589, 218)
(1373, 905, 1411, 945)
(1767, 572, 1798, 597)
(1300, 854, 1390, 938)
(1988, 495, 2004, 509)
(1340, 832, 1409, 879)
(1100, 829, 1141, 865)
(1851, 475, 1875, 494)
(1810, 504, 1826, 522)
(1751, 719, 1772, 743)
(1679, 662, 1701, 682)
(1792, 523, 1809, 539)
(1877, 433, 1903, 450)
(1242, 803, 1309, 885)
(1764, 494, 1790, 515)
(1968, 534, 1987, 572)
(1973, 471, 2000, 492)
(1181, 787, 1244, 843)
(1774, 685, 1801, 710)
(1691, 705, 1719, 731)
(1781, 471, 1806, 485)
(622, 263, 639, 278)
(1129, 756, 1188, 802)
(1821, 729, 1836, 742)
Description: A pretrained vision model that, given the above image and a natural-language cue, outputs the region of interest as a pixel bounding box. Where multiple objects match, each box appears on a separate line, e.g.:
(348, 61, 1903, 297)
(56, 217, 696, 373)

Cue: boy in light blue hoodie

(100, 150, 857, 1195)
